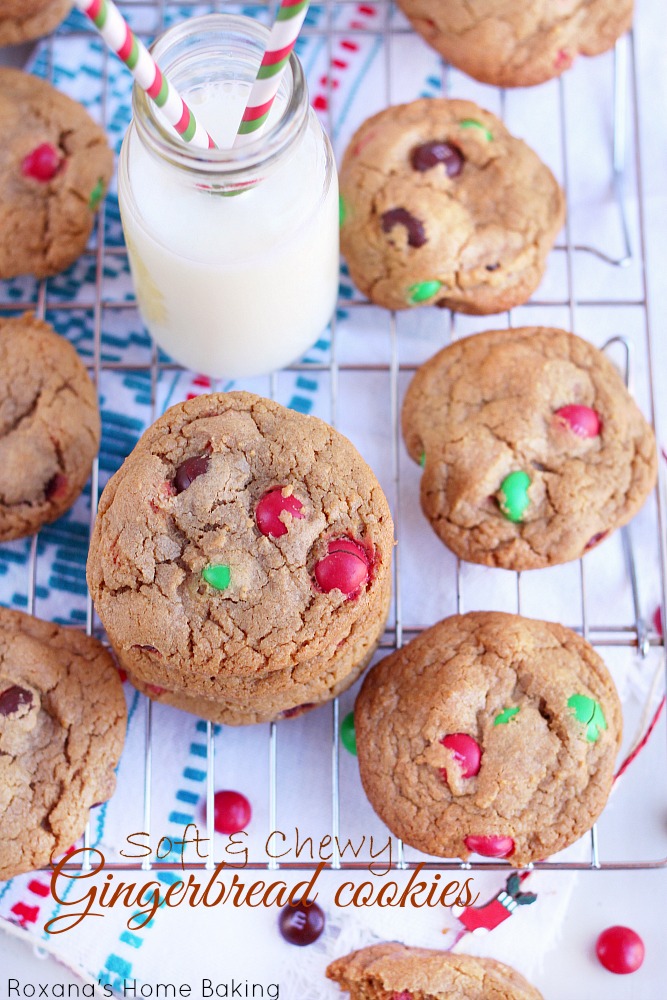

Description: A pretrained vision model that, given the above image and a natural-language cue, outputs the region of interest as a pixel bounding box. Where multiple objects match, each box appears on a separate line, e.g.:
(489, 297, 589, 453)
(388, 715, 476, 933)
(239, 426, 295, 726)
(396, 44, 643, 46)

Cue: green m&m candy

(494, 706, 520, 726)
(498, 471, 531, 523)
(408, 279, 442, 304)
(567, 694, 607, 742)
(88, 177, 105, 211)
(459, 119, 494, 142)
(202, 564, 231, 590)
(341, 711, 357, 755)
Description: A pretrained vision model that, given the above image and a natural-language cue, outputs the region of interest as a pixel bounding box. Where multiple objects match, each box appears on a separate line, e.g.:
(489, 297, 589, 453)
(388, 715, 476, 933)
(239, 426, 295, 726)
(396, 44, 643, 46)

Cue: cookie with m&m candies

(354, 612, 622, 866)
(86, 392, 393, 723)
(338, 98, 564, 314)
(395, 0, 633, 89)
(0, 68, 112, 279)
(402, 327, 657, 570)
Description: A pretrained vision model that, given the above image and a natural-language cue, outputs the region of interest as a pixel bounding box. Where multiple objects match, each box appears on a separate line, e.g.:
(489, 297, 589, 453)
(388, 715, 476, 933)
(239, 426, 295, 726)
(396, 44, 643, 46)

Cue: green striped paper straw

(235, 0, 310, 146)
(74, 0, 216, 149)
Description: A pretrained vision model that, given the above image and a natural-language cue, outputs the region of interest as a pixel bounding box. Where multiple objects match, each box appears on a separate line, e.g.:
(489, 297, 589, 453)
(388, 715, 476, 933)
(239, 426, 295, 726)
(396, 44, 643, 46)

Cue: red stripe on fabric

(11, 903, 39, 924)
(358, 4, 376, 15)
(332, 58, 348, 68)
(614, 696, 666, 782)
(28, 880, 50, 897)
(341, 40, 359, 51)
(313, 95, 328, 110)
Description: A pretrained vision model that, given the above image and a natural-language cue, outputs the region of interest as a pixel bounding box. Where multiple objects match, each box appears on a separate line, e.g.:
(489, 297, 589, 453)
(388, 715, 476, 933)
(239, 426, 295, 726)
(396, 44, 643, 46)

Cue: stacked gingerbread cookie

(86, 391, 394, 725)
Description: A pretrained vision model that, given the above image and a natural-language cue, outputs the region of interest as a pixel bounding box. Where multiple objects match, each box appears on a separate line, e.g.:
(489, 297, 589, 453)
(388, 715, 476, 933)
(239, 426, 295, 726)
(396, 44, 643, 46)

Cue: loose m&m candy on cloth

(278, 899, 325, 946)
(596, 926, 645, 974)
(211, 790, 252, 835)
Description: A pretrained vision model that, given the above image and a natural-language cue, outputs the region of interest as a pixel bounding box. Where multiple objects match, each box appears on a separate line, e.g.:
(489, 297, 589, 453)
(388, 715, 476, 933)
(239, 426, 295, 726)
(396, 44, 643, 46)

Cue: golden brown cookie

(396, 0, 633, 88)
(0, 68, 113, 279)
(0, 313, 101, 542)
(124, 635, 378, 727)
(339, 99, 564, 314)
(402, 327, 657, 570)
(0, 0, 72, 47)
(87, 391, 394, 720)
(0, 607, 126, 881)
(354, 613, 622, 866)
(327, 943, 544, 1000)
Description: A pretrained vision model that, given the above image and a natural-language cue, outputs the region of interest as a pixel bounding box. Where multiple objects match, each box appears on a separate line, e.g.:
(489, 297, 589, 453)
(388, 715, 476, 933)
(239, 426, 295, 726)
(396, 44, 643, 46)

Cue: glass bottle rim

(133, 12, 309, 181)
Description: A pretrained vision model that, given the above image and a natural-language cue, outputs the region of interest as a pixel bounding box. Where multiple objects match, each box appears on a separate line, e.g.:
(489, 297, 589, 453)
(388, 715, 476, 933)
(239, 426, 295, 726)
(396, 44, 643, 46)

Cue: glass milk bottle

(118, 14, 339, 379)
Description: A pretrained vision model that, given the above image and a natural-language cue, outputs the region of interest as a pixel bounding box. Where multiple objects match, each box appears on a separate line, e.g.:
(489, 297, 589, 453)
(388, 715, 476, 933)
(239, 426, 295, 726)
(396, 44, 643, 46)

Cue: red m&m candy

(464, 835, 515, 858)
(554, 405, 601, 438)
(21, 143, 63, 182)
(440, 733, 481, 783)
(255, 487, 304, 537)
(212, 790, 251, 835)
(596, 926, 645, 974)
(314, 538, 370, 599)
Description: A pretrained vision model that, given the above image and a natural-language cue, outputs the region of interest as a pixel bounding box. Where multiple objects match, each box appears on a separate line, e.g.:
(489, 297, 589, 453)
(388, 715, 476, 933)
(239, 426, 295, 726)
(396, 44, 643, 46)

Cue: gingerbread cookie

(0, 68, 113, 279)
(87, 391, 394, 721)
(327, 943, 544, 1000)
(396, 0, 633, 88)
(0, 607, 126, 881)
(339, 99, 564, 314)
(0, 313, 101, 542)
(402, 327, 657, 570)
(355, 612, 622, 866)
(124, 635, 378, 728)
(0, 0, 72, 47)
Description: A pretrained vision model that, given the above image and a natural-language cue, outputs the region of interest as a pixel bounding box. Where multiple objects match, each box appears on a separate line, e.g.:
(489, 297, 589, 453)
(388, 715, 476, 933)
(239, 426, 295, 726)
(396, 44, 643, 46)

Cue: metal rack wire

(1, 1, 665, 875)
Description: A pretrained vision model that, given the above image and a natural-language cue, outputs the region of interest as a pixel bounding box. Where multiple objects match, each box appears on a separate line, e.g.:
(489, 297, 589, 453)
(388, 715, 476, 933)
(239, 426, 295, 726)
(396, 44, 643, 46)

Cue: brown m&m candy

(278, 899, 325, 946)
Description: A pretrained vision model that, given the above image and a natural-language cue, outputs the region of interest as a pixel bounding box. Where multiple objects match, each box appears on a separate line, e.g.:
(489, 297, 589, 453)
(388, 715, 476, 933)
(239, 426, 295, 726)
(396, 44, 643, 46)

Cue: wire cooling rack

(1, 1, 666, 874)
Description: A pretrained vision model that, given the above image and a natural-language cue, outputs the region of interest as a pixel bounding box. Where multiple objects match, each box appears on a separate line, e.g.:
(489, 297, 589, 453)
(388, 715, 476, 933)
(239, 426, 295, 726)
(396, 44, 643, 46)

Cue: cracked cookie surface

(0, 68, 113, 279)
(0, 312, 101, 542)
(398, 0, 633, 87)
(396, 0, 633, 88)
(0, 0, 72, 46)
(327, 942, 544, 1000)
(0, 607, 126, 882)
(87, 391, 394, 713)
(402, 327, 657, 570)
(339, 99, 564, 314)
(354, 612, 622, 866)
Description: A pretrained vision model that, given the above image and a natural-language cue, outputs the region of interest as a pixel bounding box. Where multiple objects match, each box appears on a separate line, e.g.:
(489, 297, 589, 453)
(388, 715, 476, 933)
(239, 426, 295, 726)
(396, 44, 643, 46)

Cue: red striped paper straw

(74, 0, 216, 149)
(235, 0, 310, 146)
